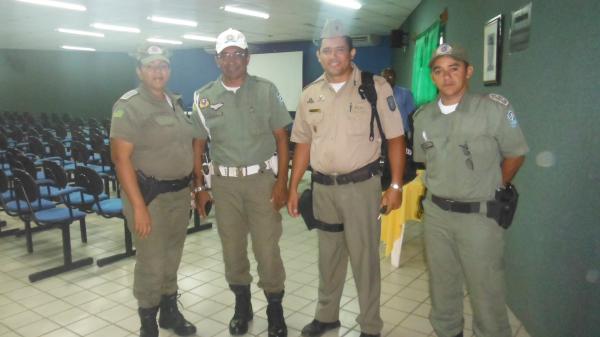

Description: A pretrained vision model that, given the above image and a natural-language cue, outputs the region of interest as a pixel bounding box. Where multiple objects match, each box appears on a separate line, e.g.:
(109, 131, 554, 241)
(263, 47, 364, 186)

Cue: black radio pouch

(486, 183, 519, 229)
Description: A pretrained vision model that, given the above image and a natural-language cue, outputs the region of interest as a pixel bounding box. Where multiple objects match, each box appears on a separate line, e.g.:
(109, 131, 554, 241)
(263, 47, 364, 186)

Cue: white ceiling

(0, 0, 421, 53)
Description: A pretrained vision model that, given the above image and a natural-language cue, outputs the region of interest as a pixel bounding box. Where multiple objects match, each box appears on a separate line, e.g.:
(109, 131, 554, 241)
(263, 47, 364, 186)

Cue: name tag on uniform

(309, 108, 320, 113)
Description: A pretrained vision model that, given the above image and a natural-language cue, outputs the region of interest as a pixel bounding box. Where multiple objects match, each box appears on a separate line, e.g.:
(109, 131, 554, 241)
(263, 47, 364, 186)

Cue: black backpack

(358, 71, 419, 187)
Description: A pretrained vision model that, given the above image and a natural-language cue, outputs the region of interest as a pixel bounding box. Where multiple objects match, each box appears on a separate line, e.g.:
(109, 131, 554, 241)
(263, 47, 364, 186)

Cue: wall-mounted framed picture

(483, 14, 503, 85)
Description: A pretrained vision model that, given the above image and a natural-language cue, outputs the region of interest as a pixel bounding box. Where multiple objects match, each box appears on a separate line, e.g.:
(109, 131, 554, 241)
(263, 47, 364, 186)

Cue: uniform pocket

(154, 115, 176, 126)
(422, 137, 447, 181)
(202, 110, 225, 140)
(307, 108, 324, 137)
(468, 136, 498, 172)
(249, 107, 270, 136)
(347, 101, 371, 136)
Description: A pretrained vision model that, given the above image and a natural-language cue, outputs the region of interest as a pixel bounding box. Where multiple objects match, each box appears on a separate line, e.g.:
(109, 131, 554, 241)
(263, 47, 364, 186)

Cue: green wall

(393, 0, 599, 336)
(0, 49, 135, 119)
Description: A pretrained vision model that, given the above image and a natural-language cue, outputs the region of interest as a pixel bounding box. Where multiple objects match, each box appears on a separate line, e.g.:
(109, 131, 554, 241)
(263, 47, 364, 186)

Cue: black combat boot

(158, 293, 197, 336)
(138, 306, 159, 337)
(229, 284, 253, 335)
(265, 291, 287, 337)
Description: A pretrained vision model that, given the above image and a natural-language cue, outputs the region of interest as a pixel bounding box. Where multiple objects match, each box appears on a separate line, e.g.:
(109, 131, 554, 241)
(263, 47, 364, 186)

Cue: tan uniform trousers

(313, 175, 383, 335)
(423, 197, 511, 337)
(123, 188, 190, 308)
(211, 171, 285, 293)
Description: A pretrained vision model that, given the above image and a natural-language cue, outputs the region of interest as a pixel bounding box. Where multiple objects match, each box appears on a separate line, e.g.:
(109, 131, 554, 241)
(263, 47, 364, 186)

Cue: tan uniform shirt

(291, 64, 404, 175)
(110, 85, 208, 180)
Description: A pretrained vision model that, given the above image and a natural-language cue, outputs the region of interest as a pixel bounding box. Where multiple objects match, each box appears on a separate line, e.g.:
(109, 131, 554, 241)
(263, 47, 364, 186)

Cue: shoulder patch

(386, 96, 397, 111)
(506, 110, 519, 128)
(488, 93, 509, 106)
(119, 89, 138, 101)
(112, 109, 125, 118)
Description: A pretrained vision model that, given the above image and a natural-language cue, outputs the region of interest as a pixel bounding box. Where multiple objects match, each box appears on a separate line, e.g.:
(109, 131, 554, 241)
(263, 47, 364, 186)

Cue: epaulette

(119, 89, 139, 101)
(195, 81, 217, 94)
(412, 105, 425, 119)
(303, 77, 325, 91)
(487, 93, 510, 107)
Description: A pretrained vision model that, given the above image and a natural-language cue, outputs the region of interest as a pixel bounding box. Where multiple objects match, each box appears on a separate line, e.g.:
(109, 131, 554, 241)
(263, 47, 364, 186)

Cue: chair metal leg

(187, 210, 212, 234)
(79, 218, 87, 243)
(28, 224, 93, 282)
(96, 220, 136, 267)
(25, 220, 34, 253)
(0, 220, 18, 237)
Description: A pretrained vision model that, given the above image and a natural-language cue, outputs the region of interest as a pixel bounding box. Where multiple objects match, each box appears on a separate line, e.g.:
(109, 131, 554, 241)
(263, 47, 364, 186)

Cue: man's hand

(287, 189, 300, 217)
(271, 179, 288, 210)
(193, 190, 212, 217)
(380, 188, 403, 215)
(133, 205, 152, 239)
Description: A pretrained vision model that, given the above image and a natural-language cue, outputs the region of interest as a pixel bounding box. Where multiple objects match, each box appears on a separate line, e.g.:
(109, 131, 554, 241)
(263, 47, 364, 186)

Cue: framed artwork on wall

(483, 14, 503, 85)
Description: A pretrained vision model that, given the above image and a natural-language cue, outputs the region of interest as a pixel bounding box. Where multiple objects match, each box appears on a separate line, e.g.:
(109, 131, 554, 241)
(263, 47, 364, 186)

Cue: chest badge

(199, 98, 210, 109)
(210, 103, 224, 110)
(307, 98, 314, 104)
(317, 95, 325, 102)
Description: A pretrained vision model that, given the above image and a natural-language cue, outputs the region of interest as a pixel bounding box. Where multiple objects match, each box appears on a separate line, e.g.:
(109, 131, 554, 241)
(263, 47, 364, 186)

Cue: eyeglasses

(141, 63, 169, 72)
(217, 51, 247, 60)
(459, 143, 474, 170)
(319, 46, 349, 56)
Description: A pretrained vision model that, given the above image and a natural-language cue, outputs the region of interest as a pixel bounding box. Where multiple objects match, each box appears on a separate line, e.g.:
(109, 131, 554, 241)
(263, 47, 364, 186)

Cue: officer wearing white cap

(412, 43, 528, 337)
(192, 28, 291, 337)
(288, 19, 406, 337)
(111, 45, 206, 337)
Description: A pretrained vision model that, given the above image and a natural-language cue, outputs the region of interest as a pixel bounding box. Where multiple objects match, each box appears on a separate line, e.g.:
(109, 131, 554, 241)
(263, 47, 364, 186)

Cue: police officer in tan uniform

(412, 44, 528, 337)
(287, 20, 406, 337)
(191, 29, 291, 337)
(111, 45, 205, 337)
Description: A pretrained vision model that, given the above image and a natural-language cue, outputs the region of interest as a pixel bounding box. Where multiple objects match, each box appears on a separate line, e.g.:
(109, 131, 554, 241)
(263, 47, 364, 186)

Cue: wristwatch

(390, 183, 402, 191)
(193, 185, 209, 192)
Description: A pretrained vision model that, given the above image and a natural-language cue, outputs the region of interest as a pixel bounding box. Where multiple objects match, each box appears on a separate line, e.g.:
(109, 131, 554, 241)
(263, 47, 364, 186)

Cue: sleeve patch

(112, 109, 125, 118)
(506, 110, 519, 128)
(489, 93, 509, 106)
(120, 89, 139, 101)
(387, 95, 397, 111)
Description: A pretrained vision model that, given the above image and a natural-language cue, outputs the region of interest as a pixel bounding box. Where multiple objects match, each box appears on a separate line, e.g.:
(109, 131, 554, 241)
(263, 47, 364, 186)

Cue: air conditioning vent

(351, 34, 381, 47)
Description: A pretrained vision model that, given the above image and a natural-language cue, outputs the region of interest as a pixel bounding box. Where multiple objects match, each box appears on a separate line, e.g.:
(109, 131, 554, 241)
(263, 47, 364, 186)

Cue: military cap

(215, 28, 248, 53)
(429, 43, 469, 67)
(320, 18, 348, 39)
(136, 45, 171, 65)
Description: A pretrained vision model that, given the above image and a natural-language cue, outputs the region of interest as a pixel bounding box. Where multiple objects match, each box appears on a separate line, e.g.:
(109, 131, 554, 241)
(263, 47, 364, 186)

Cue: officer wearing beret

(192, 28, 291, 337)
(412, 43, 529, 337)
(111, 45, 206, 337)
(288, 19, 406, 337)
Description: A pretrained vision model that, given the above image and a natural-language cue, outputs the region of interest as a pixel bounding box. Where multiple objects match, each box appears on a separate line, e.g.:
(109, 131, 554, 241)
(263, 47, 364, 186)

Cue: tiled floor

(0, 188, 532, 337)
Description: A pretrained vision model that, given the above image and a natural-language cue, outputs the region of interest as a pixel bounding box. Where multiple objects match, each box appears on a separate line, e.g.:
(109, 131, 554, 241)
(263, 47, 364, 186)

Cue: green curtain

(411, 21, 441, 107)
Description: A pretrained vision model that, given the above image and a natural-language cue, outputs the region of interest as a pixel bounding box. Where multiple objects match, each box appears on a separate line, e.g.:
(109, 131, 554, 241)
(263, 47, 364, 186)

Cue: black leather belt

(431, 194, 481, 213)
(158, 176, 191, 192)
(312, 160, 380, 186)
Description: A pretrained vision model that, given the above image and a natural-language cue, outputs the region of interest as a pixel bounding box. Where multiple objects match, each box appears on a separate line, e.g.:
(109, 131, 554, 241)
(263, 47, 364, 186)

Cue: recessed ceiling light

(321, 0, 362, 10)
(16, 0, 86, 11)
(91, 23, 140, 33)
(222, 5, 270, 19)
(146, 38, 183, 45)
(57, 28, 104, 37)
(182, 34, 217, 42)
(62, 45, 95, 51)
(147, 16, 197, 27)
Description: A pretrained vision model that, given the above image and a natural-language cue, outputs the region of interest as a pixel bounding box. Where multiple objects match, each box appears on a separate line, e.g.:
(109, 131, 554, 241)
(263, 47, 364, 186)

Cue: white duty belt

(212, 154, 278, 178)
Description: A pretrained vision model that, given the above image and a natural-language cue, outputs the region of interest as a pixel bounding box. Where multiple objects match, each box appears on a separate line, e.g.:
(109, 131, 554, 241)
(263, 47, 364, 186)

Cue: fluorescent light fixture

(62, 45, 95, 51)
(147, 15, 197, 27)
(57, 28, 104, 37)
(223, 5, 270, 19)
(321, 0, 362, 10)
(146, 38, 183, 45)
(183, 34, 217, 42)
(91, 23, 140, 33)
(16, 0, 86, 11)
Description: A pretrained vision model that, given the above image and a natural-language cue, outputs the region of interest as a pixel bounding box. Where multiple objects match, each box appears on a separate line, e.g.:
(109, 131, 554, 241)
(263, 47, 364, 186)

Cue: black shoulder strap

(358, 71, 385, 141)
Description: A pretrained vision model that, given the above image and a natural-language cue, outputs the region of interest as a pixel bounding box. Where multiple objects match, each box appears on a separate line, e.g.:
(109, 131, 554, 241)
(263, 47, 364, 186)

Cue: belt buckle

(236, 166, 244, 177)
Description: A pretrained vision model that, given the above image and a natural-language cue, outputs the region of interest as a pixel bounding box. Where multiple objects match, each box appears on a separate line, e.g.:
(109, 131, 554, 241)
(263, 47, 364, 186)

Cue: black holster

(136, 170, 191, 206)
(486, 183, 519, 229)
(298, 189, 344, 232)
